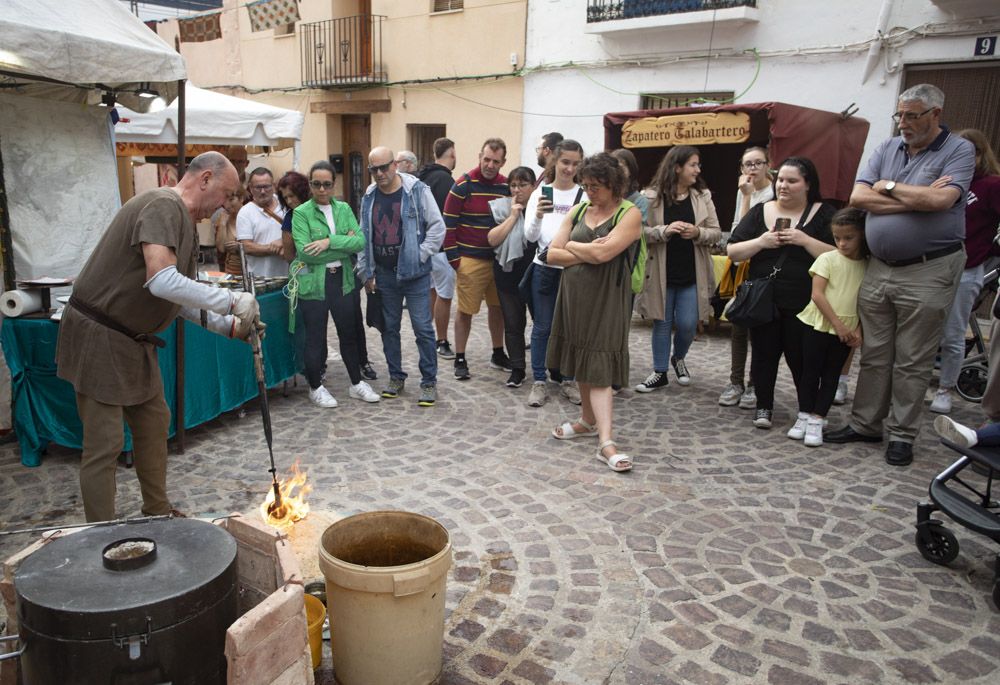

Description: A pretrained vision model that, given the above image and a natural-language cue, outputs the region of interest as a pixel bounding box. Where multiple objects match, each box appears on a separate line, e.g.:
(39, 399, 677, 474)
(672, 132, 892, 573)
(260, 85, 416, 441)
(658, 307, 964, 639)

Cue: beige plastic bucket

(318, 511, 452, 685)
(303, 593, 326, 670)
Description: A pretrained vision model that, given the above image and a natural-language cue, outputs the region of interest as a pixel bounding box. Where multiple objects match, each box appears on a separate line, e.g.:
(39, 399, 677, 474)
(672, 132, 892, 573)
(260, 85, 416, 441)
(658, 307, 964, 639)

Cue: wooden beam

(310, 99, 391, 114)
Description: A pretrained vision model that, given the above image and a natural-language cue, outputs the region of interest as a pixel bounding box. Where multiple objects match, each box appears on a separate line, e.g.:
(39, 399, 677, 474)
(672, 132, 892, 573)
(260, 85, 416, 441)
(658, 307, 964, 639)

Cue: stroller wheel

(956, 363, 989, 403)
(915, 525, 959, 565)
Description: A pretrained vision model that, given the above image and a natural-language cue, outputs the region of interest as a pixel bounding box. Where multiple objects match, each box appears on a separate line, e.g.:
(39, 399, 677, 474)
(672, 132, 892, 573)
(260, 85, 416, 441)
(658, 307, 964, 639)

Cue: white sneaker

(528, 381, 547, 408)
(718, 383, 744, 406)
(787, 412, 809, 440)
(309, 385, 338, 408)
(349, 381, 380, 403)
(934, 415, 978, 448)
(561, 380, 582, 405)
(929, 388, 952, 414)
(833, 379, 848, 405)
(804, 417, 824, 447)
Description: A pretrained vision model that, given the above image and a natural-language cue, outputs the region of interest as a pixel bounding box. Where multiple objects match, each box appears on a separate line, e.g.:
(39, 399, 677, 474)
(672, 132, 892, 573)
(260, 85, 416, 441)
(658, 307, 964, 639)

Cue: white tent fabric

(0, 0, 186, 110)
(116, 84, 305, 148)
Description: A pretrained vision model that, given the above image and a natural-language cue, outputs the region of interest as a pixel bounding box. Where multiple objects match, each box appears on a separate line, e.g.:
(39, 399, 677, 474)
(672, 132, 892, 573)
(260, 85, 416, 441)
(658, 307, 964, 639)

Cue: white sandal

(552, 418, 598, 440)
(596, 440, 632, 472)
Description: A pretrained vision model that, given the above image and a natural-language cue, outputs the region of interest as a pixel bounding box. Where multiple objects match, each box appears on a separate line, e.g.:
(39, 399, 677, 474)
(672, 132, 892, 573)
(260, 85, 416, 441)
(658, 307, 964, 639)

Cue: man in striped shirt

(442, 138, 511, 380)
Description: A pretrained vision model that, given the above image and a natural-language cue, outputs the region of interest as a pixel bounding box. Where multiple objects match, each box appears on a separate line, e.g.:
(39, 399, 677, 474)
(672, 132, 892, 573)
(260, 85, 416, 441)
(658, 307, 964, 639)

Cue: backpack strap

(573, 186, 584, 205)
(571, 200, 590, 225)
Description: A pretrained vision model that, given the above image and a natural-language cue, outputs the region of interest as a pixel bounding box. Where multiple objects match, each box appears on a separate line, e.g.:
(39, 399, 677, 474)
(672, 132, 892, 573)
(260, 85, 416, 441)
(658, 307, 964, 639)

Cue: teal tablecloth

(0, 291, 297, 467)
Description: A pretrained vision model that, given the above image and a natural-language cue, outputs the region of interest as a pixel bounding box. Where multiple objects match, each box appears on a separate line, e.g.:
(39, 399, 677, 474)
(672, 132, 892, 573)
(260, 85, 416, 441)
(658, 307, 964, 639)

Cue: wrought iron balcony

(587, 0, 757, 23)
(301, 15, 386, 88)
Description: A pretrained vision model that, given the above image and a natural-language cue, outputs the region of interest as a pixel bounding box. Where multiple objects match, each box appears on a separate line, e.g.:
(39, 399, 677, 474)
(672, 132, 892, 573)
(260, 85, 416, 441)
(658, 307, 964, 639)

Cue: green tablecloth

(0, 291, 297, 467)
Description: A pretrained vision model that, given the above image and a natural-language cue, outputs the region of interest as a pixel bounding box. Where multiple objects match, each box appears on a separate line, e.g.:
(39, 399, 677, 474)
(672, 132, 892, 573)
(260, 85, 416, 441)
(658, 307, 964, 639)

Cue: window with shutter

(432, 0, 464, 13)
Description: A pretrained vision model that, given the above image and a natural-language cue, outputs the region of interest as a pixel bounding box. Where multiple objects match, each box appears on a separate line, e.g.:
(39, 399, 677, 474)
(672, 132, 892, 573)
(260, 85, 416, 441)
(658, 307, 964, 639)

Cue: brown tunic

(57, 188, 197, 406)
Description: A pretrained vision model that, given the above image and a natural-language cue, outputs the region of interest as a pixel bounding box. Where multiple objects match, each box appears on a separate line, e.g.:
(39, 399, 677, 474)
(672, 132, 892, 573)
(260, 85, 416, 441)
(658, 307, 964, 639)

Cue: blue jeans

(651, 284, 698, 371)
(530, 264, 562, 382)
(377, 266, 437, 385)
(938, 264, 984, 389)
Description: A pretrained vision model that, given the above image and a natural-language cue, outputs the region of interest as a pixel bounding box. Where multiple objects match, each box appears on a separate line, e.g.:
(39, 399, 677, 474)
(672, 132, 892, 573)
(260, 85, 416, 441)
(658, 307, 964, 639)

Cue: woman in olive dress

(544, 152, 642, 472)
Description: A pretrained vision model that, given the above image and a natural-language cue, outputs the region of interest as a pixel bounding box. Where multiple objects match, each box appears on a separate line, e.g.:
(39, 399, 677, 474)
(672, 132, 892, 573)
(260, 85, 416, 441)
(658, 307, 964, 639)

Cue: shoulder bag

(723, 203, 812, 328)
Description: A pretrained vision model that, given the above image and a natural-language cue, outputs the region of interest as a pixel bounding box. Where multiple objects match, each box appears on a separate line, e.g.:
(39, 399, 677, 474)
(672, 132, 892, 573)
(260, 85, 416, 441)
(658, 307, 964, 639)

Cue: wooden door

(342, 115, 371, 217)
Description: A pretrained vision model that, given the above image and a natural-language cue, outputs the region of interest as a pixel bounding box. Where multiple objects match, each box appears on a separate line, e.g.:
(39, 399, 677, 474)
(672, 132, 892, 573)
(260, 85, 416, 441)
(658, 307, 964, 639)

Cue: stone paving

(1, 311, 999, 684)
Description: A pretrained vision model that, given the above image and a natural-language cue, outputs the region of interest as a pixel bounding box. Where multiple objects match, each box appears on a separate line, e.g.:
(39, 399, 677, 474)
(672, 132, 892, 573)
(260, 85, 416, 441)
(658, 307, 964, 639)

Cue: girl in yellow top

(791, 208, 868, 447)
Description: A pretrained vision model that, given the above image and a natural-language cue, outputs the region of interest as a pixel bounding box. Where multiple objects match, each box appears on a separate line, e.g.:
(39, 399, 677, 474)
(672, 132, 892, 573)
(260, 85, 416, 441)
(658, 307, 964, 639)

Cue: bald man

(58, 152, 259, 521)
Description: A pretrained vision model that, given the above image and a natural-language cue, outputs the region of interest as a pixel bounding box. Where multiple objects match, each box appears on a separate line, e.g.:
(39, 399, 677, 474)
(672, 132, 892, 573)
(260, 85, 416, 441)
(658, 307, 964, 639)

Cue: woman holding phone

(726, 157, 835, 429)
(524, 139, 585, 408)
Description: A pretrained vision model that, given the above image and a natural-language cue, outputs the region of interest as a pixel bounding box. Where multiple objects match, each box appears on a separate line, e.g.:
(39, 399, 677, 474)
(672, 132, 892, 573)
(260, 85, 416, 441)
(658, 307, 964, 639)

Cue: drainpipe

(861, 0, 894, 84)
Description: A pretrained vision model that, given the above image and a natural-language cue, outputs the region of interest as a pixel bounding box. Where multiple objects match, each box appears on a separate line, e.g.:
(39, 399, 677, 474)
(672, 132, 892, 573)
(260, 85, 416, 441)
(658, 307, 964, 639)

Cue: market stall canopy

(116, 84, 305, 149)
(0, 0, 186, 110)
(604, 102, 871, 204)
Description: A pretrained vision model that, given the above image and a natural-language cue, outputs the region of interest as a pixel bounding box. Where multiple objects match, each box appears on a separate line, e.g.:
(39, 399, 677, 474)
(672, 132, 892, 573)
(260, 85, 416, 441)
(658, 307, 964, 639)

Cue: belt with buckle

(877, 242, 963, 268)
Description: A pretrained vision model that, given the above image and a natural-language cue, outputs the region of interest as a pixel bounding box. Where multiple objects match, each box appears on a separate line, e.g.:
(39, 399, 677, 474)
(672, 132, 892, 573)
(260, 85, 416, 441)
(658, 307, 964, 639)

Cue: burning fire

(260, 460, 311, 529)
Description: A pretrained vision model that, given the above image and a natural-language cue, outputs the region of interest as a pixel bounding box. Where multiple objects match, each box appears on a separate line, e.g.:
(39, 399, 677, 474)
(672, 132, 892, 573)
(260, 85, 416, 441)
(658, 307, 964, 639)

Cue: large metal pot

(11, 518, 237, 684)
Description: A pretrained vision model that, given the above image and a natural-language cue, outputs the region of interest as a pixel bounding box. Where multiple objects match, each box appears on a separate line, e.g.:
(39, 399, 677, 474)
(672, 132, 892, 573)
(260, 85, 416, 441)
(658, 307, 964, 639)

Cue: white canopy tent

(116, 84, 305, 169)
(0, 0, 186, 111)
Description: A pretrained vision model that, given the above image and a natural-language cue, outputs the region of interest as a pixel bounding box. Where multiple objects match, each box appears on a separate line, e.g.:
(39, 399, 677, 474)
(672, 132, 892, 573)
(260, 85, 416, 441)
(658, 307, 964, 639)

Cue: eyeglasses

(309, 180, 334, 190)
(368, 162, 393, 174)
(891, 108, 936, 124)
(581, 183, 606, 193)
(250, 184, 273, 192)
(741, 160, 767, 169)
(509, 182, 533, 190)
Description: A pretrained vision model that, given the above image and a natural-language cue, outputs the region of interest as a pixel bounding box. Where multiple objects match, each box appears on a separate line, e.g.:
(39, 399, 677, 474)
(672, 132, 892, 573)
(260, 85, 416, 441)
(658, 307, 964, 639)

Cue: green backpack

(571, 200, 646, 294)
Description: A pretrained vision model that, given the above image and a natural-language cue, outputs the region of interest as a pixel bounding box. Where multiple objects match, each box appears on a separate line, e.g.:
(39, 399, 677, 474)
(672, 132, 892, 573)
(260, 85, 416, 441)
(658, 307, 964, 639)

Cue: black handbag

(724, 204, 812, 328)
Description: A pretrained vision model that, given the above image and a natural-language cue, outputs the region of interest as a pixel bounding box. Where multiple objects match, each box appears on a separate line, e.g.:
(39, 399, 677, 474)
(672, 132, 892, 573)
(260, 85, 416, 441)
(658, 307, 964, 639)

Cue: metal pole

(175, 79, 187, 453)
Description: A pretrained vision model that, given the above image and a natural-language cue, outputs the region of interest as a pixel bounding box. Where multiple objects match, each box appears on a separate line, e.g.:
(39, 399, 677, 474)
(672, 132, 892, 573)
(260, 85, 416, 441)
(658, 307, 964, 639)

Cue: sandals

(552, 418, 599, 440)
(596, 440, 632, 472)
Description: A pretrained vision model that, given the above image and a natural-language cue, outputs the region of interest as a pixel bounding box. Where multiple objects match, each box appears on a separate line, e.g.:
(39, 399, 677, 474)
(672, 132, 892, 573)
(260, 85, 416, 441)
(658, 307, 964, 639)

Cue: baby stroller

(955, 264, 999, 403)
(915, 438, 1000, 608)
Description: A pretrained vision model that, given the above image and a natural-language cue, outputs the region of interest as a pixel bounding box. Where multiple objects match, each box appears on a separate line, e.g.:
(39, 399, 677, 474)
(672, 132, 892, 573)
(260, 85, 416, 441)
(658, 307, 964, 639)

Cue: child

(788, 208, 868, 446)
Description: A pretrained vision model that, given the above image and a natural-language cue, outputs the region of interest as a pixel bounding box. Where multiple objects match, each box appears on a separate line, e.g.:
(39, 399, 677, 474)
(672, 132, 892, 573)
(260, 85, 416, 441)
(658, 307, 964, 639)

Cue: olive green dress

(546, 204, 634, 387)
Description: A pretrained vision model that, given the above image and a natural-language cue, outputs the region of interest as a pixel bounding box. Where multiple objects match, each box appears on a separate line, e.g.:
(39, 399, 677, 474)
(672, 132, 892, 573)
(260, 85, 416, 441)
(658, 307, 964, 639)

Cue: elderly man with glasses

(825, 84, 976, 467)
(236, 166, 287, 277)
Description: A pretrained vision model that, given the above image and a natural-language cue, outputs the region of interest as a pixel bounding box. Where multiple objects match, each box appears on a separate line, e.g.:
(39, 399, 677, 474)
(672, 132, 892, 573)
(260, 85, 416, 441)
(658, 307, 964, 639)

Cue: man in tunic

(58, 152, 259, 521)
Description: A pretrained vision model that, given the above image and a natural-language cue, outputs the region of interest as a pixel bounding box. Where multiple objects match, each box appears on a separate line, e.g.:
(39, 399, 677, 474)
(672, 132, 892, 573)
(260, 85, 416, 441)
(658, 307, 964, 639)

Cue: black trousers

(496, 286, 527, 371)
(797, 327, 852, 417)
(749, 308, 808, 411)
(300, 270, 363, 389)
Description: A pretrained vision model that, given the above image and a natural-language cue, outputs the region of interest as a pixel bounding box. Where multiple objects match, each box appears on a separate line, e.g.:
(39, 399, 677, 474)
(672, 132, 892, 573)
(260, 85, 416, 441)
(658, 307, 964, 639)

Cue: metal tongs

(237, 245, 285, 519)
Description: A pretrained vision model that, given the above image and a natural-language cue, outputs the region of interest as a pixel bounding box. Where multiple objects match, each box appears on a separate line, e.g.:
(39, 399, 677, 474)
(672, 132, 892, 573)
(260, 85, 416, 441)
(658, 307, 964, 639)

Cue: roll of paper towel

(1, 290, 43, 317)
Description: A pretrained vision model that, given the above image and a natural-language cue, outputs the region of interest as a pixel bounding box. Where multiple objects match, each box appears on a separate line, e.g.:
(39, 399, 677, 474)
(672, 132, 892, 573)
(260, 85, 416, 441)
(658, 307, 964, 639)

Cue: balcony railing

(587, 0, 756, 22)
(301, 15, 386, 88)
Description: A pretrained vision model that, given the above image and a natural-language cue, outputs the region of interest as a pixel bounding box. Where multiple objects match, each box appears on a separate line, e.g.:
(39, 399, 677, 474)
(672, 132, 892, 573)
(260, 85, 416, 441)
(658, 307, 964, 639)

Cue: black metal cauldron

(12, 518, 237, 685)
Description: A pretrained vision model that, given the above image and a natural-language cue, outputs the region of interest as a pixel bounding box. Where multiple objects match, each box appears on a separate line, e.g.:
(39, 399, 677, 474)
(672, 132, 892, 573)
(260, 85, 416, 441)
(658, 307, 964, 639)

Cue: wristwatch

(884, 180, 896, 196)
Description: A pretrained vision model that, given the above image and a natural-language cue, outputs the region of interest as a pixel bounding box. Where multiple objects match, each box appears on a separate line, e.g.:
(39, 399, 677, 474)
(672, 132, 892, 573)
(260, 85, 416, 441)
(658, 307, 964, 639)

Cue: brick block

(226, 582, 307, 656)
(269, 649, 315, 685)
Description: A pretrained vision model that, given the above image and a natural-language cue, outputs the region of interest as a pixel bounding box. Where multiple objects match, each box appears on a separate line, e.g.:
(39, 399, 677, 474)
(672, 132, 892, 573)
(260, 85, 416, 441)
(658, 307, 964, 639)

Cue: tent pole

(175, 78, 187, 454)
(0, 135, 15, 291)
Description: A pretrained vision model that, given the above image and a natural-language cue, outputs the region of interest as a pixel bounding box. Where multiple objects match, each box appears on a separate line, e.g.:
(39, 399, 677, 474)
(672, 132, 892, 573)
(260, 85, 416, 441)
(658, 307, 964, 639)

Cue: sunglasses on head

(368, 161, 393, 174)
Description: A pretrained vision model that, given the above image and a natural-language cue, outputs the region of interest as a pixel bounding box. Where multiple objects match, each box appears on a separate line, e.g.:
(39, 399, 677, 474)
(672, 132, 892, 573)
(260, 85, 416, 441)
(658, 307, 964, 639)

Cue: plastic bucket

(318, 511, 452, 685)
(303, 593, 326, 670)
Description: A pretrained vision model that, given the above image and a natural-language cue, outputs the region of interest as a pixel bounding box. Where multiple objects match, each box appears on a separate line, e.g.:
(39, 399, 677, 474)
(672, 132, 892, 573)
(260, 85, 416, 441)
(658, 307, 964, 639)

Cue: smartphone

(774, 217, 791, 232)
(541, 185, 554, 212)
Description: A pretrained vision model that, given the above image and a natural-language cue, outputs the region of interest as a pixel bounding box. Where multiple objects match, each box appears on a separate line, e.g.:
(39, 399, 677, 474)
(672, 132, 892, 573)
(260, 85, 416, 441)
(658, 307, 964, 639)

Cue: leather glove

(232, 315, 255, 342)
(230, 291, 259, 322)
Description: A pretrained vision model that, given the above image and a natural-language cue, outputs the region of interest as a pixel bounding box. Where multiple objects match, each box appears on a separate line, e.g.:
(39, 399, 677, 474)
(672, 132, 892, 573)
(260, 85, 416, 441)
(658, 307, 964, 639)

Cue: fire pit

(13, 518, 237, 684)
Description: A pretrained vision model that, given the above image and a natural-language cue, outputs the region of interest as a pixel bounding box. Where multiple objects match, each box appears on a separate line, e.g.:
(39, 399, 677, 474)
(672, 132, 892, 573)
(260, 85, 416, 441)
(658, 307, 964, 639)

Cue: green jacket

(290, 198, 365, 301)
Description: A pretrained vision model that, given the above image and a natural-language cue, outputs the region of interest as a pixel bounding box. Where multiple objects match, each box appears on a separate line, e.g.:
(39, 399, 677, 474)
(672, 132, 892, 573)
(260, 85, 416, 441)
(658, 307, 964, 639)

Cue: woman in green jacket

(291, 161, 379, 407)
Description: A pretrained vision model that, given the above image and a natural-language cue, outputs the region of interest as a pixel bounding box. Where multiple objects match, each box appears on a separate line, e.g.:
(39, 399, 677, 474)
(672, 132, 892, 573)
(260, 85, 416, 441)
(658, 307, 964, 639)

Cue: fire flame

(260, 460, 311, 529)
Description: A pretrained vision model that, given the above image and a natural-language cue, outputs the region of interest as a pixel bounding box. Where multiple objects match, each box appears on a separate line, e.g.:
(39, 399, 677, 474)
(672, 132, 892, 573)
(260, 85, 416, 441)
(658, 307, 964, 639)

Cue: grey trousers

(849, 250, 964, 443)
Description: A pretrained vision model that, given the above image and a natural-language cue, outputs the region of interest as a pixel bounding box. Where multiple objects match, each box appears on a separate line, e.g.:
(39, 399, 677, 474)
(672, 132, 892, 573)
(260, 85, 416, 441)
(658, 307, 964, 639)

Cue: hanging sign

(622, 112, 751, 148)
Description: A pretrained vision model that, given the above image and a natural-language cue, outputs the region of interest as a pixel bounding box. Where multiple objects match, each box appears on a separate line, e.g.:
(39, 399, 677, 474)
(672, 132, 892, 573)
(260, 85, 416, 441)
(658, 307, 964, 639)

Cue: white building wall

(523, 0, 1000, 165)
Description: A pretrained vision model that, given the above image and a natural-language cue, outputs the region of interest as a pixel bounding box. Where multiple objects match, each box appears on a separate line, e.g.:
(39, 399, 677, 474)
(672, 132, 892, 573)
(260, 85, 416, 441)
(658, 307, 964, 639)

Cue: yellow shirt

(797, 251, 867, 334)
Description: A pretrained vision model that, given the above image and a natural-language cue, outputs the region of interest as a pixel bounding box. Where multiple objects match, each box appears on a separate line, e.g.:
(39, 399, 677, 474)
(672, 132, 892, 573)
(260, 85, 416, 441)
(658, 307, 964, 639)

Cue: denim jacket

(357, 173, 445, 282)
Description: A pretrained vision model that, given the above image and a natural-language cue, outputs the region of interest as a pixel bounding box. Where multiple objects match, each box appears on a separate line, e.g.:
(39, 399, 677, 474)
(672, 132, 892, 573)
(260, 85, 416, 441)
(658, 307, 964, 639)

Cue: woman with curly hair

(277, 170, 311, 261)
(545, 152, 642, 472)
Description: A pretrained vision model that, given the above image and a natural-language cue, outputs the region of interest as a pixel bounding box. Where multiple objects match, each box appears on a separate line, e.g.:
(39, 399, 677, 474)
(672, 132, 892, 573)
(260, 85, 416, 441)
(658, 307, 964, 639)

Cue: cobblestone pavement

(1, 312, 999, 684)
